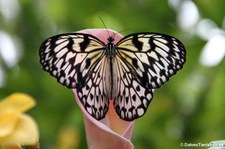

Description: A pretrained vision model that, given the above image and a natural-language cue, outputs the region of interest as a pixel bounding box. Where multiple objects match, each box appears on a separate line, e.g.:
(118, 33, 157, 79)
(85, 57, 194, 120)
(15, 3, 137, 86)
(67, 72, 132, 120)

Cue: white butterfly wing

(114, 33, 186, 121)
(39, 33, 109, 120)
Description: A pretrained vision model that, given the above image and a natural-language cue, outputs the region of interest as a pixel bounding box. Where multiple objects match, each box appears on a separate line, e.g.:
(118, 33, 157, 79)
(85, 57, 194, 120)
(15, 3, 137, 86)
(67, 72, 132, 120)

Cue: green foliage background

(1, 0, 225, 148)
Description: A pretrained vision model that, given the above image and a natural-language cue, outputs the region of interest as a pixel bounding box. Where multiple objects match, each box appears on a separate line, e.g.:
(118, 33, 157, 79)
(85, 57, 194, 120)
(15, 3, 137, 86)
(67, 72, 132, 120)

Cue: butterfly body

(40, 31, 186, 121)
(104, 36, 117, 100)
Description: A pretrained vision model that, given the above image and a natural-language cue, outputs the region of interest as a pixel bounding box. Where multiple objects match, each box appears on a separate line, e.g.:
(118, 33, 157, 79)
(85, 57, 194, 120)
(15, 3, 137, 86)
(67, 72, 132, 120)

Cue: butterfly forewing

(39, 33, 109, 120)
(116, 33, 186, 89)
(40, 33, 104, 87)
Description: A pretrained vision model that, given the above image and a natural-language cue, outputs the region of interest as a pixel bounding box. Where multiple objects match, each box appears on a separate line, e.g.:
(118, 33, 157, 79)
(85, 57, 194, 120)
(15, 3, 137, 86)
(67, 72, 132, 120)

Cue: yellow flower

(0, 93, 39, 148)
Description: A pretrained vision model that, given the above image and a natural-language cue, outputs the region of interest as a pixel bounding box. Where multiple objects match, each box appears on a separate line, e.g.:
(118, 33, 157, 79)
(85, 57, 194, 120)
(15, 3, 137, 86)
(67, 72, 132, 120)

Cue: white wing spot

(137, 108, 144, 116)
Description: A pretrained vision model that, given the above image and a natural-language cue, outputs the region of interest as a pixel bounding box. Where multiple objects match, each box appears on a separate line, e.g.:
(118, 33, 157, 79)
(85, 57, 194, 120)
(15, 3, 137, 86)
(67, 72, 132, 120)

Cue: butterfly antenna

(99, 16, 112, 38)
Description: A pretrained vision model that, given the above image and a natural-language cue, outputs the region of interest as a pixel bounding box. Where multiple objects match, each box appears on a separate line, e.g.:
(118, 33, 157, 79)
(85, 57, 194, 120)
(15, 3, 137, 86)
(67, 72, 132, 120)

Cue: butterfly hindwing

(114, 56, 153, 121)
(39, 33, 109, 120)
(76, 55, 109, 120)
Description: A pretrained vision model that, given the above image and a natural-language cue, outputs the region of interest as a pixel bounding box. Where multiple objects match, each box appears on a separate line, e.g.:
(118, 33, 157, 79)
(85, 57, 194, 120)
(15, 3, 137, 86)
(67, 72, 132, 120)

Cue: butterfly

(39, 30, 186, 121)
